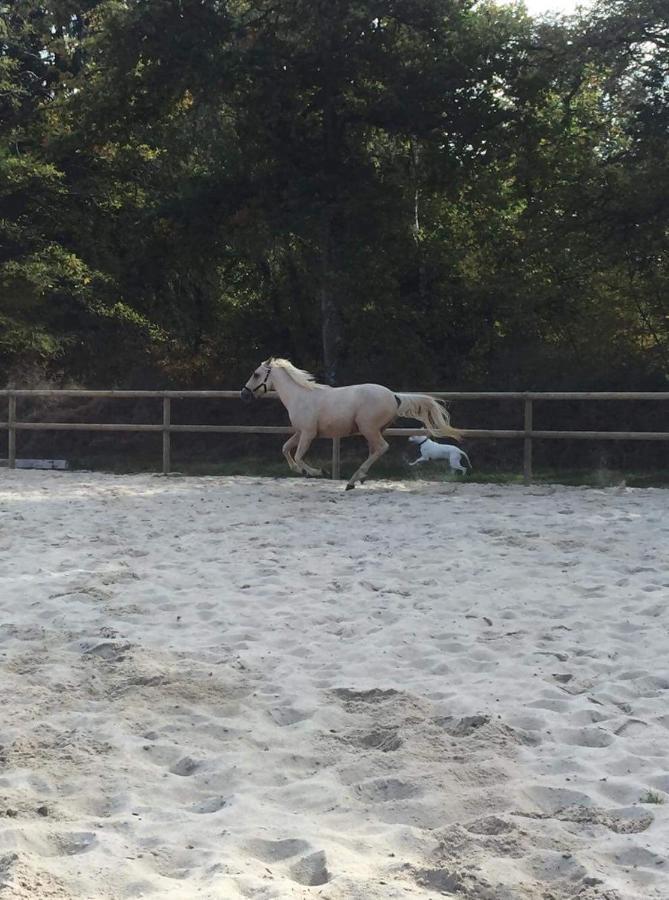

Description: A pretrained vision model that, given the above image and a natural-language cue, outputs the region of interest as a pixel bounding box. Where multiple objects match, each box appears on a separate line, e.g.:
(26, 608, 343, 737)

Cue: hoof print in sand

(413, 867, 501, 899)
(356, 777, 420, 802)
(613, 718, 648, 736)
(289, 850, 330, 886)
(415, 867, 464, 894)
(577, 887, 623, 900)
(611, 846, 666, 868)
(524, 785, 594, 814)
(332, 687, 401, 709)
(465, 815, 514, 835)
(521, 788, 654, 834)
(557, 726, 614, 748)
(269, 707, 313, 727)
(82, 641, 131, 662)
(561, 805, 654, 834)
(245, 837, 311, 862)
(525, 849, 587, 883)
(54, 832, 97, 856)
(191, 796, 228, 814)
(0, 829, 95, 857)
(170, 756, 201, 776)
(435, 714, 490, 737)
(353, 727, 402, 752)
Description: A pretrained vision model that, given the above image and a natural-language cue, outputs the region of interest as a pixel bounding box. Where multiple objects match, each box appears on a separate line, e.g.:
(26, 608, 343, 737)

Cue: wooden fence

(1, 389, 668, 484)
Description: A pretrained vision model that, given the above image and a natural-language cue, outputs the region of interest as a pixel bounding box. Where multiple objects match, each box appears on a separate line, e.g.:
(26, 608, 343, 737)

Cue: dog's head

(408, 435, 428, 444)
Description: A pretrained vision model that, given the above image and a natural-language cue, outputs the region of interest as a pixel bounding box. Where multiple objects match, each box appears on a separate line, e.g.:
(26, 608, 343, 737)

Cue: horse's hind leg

(282, 433, 301, 473)
(345, 432, 389, 490)
(294, 431, 326, 477)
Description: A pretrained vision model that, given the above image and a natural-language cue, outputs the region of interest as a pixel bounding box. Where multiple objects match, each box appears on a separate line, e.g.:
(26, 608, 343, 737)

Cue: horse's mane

(265, 358, 325, 390)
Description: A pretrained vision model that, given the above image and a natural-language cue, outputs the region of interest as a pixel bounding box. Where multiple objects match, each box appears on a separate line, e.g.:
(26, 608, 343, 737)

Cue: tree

(0, 0, 666, 393)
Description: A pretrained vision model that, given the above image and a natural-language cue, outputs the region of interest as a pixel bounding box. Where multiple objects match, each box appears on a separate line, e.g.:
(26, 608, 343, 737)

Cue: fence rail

(1, 389, 668, 484)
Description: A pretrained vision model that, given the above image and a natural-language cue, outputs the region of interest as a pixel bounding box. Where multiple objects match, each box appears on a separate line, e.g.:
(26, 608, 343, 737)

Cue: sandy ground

(0, 471, 668, 900)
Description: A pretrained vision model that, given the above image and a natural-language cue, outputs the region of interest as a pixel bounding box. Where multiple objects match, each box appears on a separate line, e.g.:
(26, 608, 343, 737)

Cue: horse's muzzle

(240, 387, 255, 403)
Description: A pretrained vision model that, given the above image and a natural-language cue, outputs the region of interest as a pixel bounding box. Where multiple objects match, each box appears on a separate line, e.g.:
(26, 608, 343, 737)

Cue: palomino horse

(241, 358, 461, 490)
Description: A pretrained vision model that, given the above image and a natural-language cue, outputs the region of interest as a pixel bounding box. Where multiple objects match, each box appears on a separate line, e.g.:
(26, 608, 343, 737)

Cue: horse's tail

(396, 394, 462, 441)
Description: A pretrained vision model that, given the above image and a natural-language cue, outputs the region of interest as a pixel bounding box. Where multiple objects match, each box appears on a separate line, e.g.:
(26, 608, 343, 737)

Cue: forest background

(1, 0, 667, 473)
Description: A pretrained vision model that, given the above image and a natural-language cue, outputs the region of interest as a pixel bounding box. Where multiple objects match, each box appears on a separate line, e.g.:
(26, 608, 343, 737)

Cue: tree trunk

(318, 42, 343, 386)
(319, 207, 342, 385)
(410, 137, 428, 306)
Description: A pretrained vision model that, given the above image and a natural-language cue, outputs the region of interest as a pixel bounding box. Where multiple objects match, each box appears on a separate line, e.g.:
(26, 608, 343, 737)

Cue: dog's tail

(460, 450, 472, 470)
(396, 394, 461, 441)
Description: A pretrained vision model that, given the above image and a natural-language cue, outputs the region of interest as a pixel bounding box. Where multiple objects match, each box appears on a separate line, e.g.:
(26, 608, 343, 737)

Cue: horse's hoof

(345, 483, 355, 491)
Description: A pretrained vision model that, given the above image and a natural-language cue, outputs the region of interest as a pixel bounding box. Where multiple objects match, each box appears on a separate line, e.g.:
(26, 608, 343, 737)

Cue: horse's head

(241, 360, 273, 403)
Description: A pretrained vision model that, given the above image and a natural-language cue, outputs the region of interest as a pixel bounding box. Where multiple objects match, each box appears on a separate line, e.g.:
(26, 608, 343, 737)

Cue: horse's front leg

(294, 430, 326, 477)
(282, 432, 302, 473)
(345, 432, 389, 490)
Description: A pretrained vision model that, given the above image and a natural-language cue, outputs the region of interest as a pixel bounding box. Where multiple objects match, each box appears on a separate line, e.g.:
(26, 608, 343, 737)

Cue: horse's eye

(254, 370, 260, 377)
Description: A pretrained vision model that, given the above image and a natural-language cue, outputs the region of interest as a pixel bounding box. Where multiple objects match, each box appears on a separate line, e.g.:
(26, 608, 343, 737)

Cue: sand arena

(0, 471, 668, 899)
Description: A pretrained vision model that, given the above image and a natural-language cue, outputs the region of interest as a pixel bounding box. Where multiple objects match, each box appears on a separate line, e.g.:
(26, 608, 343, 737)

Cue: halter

(252, 365, 271, 394)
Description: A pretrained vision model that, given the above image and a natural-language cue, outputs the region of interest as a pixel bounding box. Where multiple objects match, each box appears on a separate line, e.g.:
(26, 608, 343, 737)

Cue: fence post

(162, 396, 171, 474)
(331, 437, 340, 480)
(8, 392, 16, 469)
(523, 397, 533, 485)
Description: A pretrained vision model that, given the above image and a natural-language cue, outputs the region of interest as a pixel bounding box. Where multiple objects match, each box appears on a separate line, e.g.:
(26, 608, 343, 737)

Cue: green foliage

(0, 0, 667, 387)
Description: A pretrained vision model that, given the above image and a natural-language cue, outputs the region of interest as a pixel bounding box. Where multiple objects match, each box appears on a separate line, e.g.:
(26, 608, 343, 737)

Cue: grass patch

(640, 790, 665, 805)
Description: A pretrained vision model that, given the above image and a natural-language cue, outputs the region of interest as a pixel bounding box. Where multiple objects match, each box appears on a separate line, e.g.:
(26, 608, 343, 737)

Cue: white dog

(408, 436, 472, 474)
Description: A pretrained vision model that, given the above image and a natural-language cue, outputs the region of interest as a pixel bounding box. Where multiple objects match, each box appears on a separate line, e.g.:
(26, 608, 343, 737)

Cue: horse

(241, 358, 462, 490)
